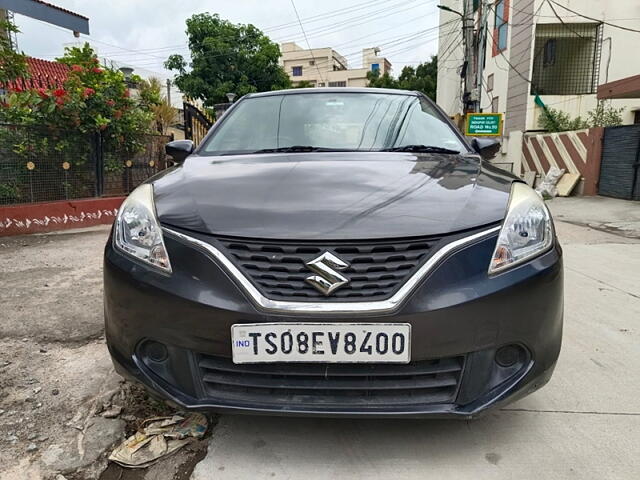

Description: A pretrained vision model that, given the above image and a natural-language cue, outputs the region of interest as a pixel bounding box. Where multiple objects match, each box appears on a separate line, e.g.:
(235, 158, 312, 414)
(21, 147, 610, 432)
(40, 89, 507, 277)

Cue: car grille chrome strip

(162, 226, 500, 315)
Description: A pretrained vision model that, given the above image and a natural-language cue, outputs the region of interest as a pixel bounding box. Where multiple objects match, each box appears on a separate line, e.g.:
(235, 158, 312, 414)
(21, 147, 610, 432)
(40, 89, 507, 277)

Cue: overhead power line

(265, 0, 391, 32)
(273, 0, 427, 44)
(548, 0, 640, 34)
(289, 0, 325, 83)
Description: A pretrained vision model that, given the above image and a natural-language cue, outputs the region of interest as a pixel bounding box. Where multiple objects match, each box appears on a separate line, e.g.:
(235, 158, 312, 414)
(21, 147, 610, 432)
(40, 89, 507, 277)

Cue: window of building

(318, 82, 325, 87)
(486, 73, 494, 92)
(309, 60, 315, 66)
(493, 0, 509, 55)
(543, 38, 557, 66)
(328, 81, 347, 87)
(292, 66, 303, 77)
(371, 63, 380, 72)
(531, 23, 603, 95)
(491, 96, 499, 113)
(634, 110, 640, 124)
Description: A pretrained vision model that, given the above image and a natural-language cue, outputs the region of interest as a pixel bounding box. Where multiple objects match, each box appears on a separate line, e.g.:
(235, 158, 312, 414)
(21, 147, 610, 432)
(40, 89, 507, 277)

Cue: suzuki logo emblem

(305, 252, 350, 296)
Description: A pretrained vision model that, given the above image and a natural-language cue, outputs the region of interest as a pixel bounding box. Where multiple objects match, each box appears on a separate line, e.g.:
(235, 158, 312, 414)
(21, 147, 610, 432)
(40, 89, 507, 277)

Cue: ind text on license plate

(231, 323, 411, 364)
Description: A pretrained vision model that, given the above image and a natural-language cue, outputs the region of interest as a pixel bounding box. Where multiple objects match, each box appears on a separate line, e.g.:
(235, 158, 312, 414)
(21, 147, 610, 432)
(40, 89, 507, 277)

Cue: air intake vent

(197, 355, 465, 408)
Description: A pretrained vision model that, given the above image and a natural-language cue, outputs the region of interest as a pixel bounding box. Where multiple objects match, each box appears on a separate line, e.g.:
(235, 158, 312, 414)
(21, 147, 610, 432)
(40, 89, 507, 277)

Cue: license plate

(231, 323, 411, 364)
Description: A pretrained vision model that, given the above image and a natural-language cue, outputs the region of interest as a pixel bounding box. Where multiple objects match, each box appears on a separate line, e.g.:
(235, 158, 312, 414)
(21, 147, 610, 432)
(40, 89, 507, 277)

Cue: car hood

(152, 152, 514, 240)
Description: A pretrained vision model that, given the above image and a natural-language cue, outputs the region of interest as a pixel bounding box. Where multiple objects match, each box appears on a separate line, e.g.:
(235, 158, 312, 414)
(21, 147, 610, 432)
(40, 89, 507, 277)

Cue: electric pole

(475, 0, 489, 112)
(462, 0, 476, 113)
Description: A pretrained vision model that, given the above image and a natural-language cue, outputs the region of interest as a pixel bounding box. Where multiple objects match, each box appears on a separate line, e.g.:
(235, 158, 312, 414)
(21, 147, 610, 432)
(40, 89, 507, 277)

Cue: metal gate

(183, 101, 214, 146)
(599, 124, 640, 200)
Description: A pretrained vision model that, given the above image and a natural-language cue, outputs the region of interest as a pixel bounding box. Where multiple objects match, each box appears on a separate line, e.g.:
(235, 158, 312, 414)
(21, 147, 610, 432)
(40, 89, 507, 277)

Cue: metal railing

(0, 123, 171, 206)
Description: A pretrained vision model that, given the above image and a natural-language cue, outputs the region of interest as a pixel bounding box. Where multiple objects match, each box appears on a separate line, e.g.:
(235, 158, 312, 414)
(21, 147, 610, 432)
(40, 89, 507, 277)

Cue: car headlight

(114, 184, 172, 273)
(489, 182, 554, 274)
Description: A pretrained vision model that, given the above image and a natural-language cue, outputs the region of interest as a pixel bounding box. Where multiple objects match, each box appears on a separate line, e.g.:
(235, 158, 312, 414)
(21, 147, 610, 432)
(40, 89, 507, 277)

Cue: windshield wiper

(380, 144, 460, 154)
(251, 145, 352, 154)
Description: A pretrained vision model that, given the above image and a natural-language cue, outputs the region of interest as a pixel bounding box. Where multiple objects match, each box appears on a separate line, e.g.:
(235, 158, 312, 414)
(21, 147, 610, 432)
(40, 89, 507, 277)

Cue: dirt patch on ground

(0, 228, 216, 479)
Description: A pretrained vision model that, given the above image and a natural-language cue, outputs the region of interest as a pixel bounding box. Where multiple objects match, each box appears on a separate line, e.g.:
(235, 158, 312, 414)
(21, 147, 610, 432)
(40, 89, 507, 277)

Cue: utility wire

(545, 0, 588, 39)
(289, 0, 325, 83)
(274, 0, 426, 44)
(548, 0, 640, 34)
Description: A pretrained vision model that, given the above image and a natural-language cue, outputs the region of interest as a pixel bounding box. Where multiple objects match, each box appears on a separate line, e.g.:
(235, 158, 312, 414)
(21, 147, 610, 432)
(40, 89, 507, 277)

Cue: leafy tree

(139, 77, 178, 134)
(367, 56, 437, 100)
(138, 77, 164, 109)
(0, 20, 28, 85)
(165, 13, 291, 106)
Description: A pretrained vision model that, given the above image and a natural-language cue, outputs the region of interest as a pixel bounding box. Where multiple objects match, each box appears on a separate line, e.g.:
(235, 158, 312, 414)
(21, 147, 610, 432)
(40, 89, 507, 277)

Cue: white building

(437, 0, 640, 169)
(280, 42, 392, 88)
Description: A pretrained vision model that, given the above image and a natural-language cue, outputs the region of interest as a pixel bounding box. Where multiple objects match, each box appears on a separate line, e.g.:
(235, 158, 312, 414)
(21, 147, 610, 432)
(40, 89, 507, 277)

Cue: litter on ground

(108, 413, 208, 468)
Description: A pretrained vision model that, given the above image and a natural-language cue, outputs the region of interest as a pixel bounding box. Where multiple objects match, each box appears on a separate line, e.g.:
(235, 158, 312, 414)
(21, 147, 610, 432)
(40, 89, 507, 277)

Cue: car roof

(246, 87, 420, 98)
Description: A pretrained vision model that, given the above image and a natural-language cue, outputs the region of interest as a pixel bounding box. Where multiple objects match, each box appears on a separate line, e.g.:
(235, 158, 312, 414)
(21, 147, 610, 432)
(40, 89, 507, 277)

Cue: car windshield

(201, 92, 467, 155)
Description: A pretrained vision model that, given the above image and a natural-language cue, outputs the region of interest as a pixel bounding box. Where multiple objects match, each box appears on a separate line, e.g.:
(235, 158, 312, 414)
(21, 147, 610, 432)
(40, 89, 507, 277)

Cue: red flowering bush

(0, 43, 155, 153)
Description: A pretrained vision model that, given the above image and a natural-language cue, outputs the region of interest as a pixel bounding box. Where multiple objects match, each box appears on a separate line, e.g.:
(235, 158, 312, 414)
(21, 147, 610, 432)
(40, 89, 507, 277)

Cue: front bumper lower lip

(108, 343, 555, 419)
(161, 225, 500, 316)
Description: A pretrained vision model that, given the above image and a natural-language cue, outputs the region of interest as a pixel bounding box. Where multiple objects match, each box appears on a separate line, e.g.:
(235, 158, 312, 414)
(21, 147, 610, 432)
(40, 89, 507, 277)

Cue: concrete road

(191, 204, 640, 480)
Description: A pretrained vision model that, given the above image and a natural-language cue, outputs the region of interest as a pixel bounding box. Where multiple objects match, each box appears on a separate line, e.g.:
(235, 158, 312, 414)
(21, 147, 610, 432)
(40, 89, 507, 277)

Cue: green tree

(367, 56, 437, 100)
(0, 20, 28, 85)
(165, 13, 291, 106)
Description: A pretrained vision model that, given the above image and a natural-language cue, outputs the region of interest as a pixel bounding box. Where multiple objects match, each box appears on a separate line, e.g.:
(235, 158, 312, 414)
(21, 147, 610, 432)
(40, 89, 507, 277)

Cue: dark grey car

(104, 88, 562, 417)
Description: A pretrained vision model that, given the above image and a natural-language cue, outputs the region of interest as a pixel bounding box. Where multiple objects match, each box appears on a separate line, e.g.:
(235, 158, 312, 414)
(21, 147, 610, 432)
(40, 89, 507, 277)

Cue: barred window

(328, 81, 347, 87)
(531, 23, 603, 95)
(292, 66, 303, 77)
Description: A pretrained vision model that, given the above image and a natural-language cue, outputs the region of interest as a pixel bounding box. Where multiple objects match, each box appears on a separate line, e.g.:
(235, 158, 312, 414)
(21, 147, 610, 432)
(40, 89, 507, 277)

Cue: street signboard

(465, 113, 503, 136)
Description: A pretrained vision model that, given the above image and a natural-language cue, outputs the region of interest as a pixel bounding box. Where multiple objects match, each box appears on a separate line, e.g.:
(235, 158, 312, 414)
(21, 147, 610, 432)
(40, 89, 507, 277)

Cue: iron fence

(0, 123, 171, 206)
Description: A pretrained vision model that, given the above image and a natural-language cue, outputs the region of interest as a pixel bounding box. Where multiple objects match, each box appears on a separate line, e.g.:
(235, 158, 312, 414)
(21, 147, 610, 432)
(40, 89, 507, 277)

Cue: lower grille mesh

(197, 355, 465, 408)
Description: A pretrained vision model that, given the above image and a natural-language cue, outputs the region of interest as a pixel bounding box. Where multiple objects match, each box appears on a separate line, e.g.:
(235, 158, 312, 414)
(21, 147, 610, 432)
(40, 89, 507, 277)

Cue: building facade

(280, 42, 392, 88)
(438, 0, 640, 126)
(436, 0, 640, 170)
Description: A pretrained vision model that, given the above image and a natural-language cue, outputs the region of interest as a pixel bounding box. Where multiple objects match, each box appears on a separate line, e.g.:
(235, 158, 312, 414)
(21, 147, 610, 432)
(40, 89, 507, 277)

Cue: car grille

(214, 236, 442, 301)
(196, 355, 465, 409)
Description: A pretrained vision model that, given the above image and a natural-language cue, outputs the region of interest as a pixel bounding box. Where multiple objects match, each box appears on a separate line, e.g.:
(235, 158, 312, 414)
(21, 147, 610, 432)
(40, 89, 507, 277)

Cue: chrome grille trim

(162, 226, 500, 315)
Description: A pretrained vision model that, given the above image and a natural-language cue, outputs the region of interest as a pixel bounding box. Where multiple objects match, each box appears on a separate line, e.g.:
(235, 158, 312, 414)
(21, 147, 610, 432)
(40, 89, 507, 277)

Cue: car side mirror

(165, 140, 194, 164)
(471, 138, 501, 160)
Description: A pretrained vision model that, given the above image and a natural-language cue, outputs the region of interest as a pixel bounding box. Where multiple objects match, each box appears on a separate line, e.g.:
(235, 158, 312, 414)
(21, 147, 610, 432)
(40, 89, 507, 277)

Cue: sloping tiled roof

(4, 58, 69, 90)
(30, 0, 89, 20)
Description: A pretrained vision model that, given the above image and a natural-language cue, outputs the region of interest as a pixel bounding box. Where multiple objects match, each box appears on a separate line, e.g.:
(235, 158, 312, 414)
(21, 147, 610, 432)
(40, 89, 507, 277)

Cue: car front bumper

(104, 225, 563, 418)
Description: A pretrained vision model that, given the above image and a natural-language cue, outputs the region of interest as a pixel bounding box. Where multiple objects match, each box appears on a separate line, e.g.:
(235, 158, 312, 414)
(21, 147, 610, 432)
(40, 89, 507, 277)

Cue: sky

(13, 0, 445, 83)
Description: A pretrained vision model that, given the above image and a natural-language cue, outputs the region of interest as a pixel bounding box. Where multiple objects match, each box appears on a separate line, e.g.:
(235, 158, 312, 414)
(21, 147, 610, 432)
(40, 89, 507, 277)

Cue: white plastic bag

(535, 166, 565, 198)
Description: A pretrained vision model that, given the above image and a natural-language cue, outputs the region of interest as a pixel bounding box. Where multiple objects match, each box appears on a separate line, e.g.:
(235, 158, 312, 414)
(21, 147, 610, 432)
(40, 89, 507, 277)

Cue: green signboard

(465, 113, 503, 136)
